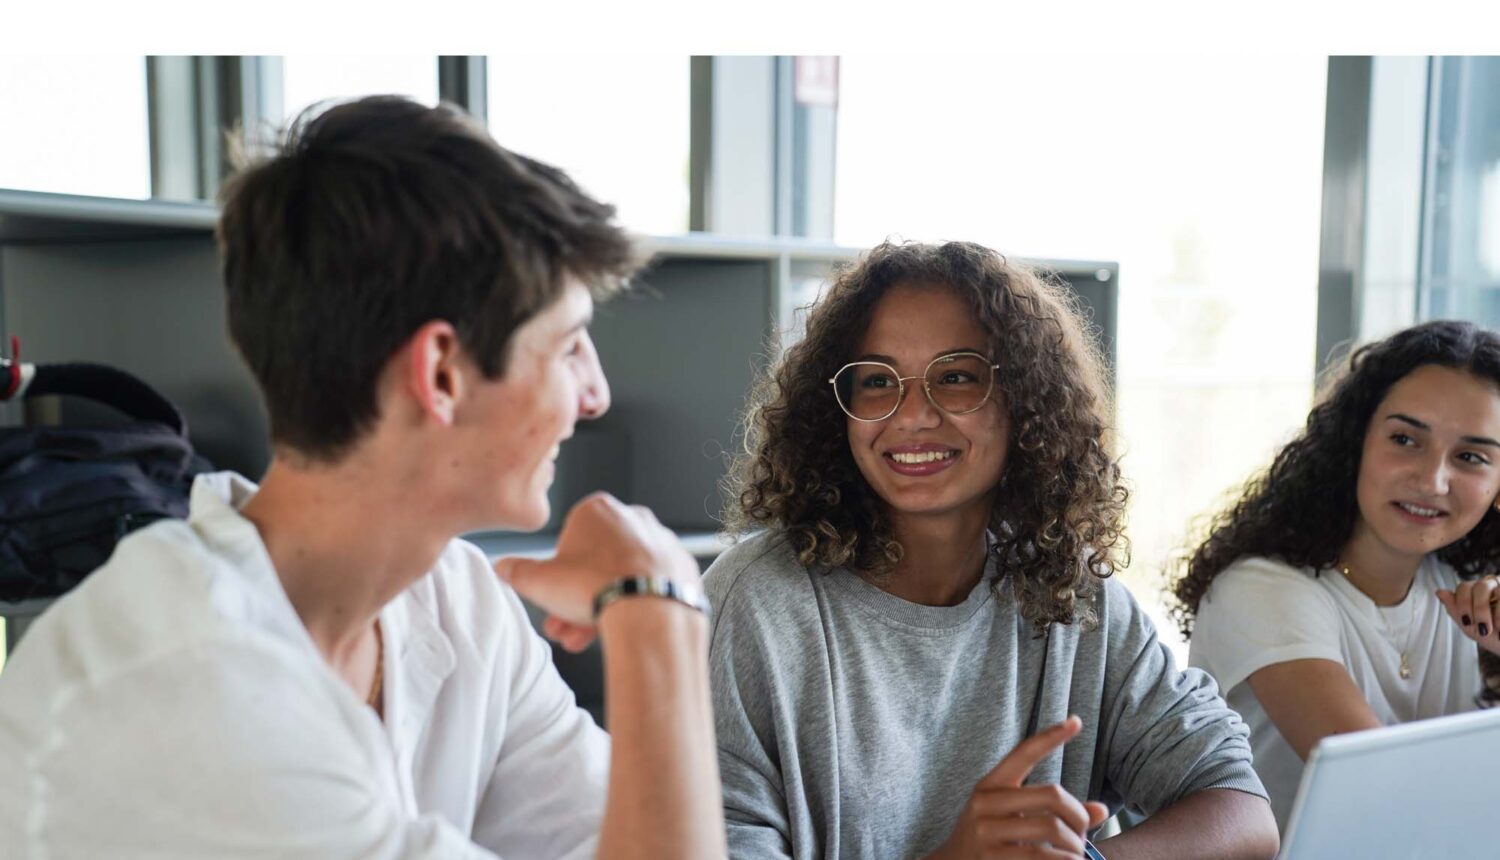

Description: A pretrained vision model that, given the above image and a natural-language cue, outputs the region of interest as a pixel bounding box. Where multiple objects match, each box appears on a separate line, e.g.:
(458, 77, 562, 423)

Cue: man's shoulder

(0, 521, 338, 739)
(19, 518, 237, 652)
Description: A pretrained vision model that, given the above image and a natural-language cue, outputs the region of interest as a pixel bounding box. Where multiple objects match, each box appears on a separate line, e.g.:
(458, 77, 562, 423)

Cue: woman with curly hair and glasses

(1173, 320, 1500, 831)
(704, 241, 1278, 860)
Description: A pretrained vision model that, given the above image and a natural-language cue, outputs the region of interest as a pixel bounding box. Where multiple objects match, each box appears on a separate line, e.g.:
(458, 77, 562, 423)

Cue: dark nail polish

(1481, 623, 1490, 637)
(1463, 615, 1472, 626)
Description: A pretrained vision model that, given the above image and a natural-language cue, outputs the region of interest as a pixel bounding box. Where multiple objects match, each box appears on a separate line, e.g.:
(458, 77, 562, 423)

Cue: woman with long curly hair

(1172, 319, 1500, 831)
(705, 241, 1278, 860)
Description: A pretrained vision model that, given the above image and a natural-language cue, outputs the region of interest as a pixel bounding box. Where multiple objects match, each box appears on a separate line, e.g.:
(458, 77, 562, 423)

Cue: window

(0, 56, 150, 198)
(280, 55, 440, 125)
(835, 55, 1329, 653)
(487, 55, 690, 236)
(1422, 57, 1500, 324)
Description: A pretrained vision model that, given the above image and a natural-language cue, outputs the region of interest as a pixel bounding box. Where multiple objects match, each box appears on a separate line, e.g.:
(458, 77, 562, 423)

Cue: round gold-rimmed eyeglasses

(828, 351, 1000, 422)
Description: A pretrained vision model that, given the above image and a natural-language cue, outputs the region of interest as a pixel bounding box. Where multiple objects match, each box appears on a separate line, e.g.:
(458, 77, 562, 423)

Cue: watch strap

(592, 575, 710, 621)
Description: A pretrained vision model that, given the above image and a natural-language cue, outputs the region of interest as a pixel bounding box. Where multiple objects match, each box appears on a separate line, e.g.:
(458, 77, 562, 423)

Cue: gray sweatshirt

(704, 531, 1266, 860)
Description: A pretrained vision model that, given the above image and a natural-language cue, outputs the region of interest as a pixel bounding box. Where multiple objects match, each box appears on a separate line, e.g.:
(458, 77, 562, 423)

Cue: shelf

(0, 189, 856, 264)
(0, 189, 1118, 287)
(0, 189, 216, 243)
(464, 529, 730, 562)
(644, 232, 859, 263)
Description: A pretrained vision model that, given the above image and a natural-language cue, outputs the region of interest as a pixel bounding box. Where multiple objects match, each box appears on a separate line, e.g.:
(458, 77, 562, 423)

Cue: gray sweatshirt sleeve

(1094, 578, 1268, 815)
(705, 546, 798, 859)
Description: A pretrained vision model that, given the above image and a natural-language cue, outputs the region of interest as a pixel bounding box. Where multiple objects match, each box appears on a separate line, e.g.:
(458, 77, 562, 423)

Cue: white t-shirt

(0, 472, 609, 859)
(1188, 555, 1482, 830)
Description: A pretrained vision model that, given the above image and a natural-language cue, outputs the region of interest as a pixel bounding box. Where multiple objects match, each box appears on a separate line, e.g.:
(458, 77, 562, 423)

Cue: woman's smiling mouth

(884, 445, 961, 475)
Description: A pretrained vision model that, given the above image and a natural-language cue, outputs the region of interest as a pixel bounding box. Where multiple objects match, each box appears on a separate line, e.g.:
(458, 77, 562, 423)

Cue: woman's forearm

(1094, 789, 1278, 860)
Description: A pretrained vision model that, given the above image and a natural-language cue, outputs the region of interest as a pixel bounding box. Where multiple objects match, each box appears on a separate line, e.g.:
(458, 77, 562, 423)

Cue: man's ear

(406, 320, 465, 428)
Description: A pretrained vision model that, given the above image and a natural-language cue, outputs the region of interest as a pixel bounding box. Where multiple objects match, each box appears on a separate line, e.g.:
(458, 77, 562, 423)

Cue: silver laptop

(1280, 707, 1500, 859)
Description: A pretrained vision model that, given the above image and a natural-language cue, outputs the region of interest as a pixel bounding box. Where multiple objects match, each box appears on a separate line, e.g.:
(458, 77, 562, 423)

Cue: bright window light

(0, 56, 150, 199)
(280, 55, 440, 126)
(487, 55, 690, 236)
(836, 55, 1328, 655)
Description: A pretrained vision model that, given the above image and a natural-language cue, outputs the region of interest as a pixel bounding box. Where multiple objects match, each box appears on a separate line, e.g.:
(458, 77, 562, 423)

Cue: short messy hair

(217, 95, 641, 461)
(724, 240, 1128, 628)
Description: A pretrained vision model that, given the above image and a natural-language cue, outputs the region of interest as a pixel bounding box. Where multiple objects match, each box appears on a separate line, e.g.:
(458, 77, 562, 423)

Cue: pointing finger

(981, 716, 1082, 788)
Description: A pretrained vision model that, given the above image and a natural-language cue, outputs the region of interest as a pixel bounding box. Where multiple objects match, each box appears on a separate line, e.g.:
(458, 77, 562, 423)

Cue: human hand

(926, 716, 1110, 860)
(494, 492, 700, 651)
(1436, 575, 1500, 657)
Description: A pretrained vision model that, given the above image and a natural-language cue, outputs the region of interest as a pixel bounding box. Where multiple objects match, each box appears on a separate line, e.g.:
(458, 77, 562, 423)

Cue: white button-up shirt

(0, 472, 609, 859)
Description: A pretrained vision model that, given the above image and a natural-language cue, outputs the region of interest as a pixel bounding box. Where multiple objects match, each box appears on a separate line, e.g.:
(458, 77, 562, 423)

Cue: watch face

(1084, 844, 1106, 860)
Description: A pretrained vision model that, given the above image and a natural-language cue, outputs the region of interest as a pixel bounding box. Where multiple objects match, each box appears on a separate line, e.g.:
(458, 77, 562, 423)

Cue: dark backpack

(0, 356, 214, 602)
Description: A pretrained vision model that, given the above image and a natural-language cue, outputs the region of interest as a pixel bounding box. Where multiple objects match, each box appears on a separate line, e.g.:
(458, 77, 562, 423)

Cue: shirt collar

(186, 471, 322, 656)
(187, 470, 459, 743)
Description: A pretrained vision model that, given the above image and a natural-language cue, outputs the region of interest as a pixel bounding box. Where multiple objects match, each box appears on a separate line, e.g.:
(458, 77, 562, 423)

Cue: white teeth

(891, 450, 956, 464)
(1397, 502, 1442, 517)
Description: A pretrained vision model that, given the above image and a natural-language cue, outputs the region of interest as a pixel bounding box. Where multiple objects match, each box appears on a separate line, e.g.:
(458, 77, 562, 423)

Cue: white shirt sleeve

(15, 634, 497, 860)
(1189, 557, 1345, 693)
(468, 569, 610, 860)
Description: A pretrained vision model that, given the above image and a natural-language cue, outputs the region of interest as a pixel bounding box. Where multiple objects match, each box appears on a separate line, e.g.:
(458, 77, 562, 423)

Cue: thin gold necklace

(1338, 560, 1418, 680)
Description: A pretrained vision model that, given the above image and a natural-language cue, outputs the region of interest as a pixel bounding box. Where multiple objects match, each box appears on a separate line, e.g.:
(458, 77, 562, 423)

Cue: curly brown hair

(723, 240, 1128, 628)
(1168, 319, 1500, 704)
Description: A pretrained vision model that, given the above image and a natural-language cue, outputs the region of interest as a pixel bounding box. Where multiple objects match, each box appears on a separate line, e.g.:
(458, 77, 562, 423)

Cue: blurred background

(1, 54, 1496, 664)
